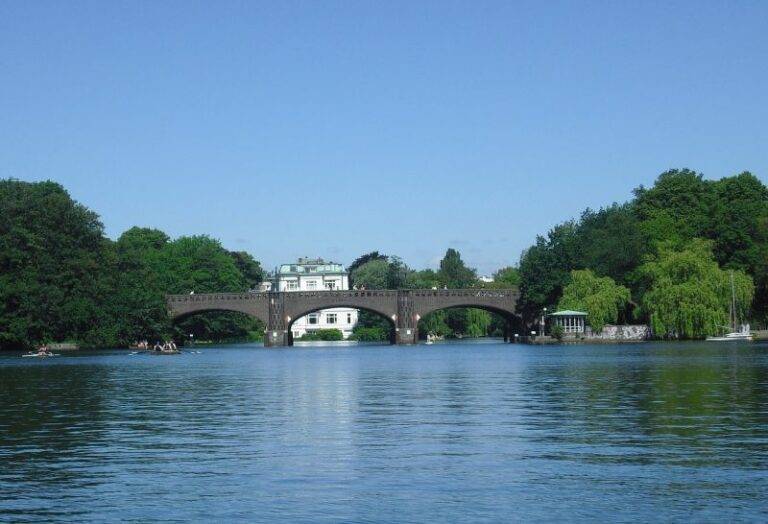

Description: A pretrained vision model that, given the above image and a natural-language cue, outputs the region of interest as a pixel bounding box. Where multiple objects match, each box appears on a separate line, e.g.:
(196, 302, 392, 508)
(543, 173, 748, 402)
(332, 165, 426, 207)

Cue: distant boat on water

(707, 271, 752, 342)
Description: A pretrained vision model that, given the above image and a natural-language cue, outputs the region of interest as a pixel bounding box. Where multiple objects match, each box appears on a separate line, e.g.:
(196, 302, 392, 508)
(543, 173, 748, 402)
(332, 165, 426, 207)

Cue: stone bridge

(166, 289, 520, 346)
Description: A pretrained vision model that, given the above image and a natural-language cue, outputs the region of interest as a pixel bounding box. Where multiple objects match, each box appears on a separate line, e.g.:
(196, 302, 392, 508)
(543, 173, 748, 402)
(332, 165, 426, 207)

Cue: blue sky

(1, 1, 766, 275)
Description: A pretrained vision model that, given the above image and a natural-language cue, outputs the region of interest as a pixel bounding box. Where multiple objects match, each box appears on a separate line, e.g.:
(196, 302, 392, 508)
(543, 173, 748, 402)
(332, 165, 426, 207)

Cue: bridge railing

(166, 289, 518, 301)
(166, 292, 269, 304)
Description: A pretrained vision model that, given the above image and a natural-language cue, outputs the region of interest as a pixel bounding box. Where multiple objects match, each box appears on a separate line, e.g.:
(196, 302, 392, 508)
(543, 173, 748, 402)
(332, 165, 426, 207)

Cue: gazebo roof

(549, 310, 588, 317)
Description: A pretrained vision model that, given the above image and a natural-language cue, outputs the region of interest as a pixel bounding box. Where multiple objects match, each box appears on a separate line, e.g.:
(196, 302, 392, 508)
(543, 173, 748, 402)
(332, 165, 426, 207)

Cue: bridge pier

(264, 330, 290, 347)
(395, 290, 418, 345)
(395, 327, 418, 345)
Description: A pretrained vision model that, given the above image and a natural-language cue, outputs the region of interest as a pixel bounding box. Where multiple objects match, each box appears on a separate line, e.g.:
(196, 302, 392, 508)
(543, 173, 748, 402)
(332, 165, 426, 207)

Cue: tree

(419, 310, 452, 338)
(350, 259, 390, 289)
(0, 180, 118, 349)
(387, 256, 411, 289)
(633, 169, 713, 241)
(558, 270, 631, 332)
(576, 204, 645, 286)
(438, 248, 477, 288)
(492, 266, 521, 287)
(638, 240, 754, 338)
(348, 251, 387, 286)
(517, 222, 581, 322)
(111, 227, 172, 345)
(229, 251, 264, 289)
(708, 172, 768, 318)
(465, 308, 492, 337)
(408, 269, 441, 289)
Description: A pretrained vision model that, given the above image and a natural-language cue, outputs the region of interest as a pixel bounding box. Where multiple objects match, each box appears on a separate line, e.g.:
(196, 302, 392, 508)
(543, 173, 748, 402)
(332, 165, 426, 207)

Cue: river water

(1, 341, 767, 522)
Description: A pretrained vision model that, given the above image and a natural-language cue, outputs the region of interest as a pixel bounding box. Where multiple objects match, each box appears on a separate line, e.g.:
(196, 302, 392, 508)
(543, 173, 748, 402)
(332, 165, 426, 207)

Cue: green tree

(408, 268, 441, 289)
(348, 251, 387, 286)
(638, 240, 754, 338)
(558, 270, 631, 332)
(492, 266, 521, 286)
(708, 172, 768, 318)
(517, 222, 581, 321)
(576, 204, 645, 286)
(111, 227, 172, 345)
(418, 310, 452, 338)
(350, 259, 390, 289)
(0, 180, 118, 349)
(229, 251, 264, 289)
(438, 248, 477, 288)
(465, 308, 492, 337)
(633, 169, 713, 241)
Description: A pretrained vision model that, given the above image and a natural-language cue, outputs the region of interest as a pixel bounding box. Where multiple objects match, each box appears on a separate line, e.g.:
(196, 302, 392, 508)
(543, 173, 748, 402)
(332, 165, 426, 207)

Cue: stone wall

(584, 324, 650, 341)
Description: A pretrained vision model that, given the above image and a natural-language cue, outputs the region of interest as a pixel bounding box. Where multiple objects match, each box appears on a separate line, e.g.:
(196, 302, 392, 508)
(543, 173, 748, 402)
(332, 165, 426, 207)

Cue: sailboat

(706, 271, 752, 342)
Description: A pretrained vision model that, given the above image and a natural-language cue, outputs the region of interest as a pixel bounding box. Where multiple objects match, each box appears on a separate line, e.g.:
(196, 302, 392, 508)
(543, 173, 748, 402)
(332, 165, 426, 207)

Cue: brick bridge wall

(166, 289, 519, 346)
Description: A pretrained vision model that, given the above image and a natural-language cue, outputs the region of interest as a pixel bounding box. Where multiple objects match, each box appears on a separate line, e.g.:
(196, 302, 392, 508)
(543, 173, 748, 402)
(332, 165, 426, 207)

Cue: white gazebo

(549, 310, 587, 334)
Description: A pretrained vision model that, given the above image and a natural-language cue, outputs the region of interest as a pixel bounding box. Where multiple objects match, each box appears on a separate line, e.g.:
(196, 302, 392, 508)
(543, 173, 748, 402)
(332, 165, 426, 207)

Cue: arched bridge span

(166, 289, 519, 346)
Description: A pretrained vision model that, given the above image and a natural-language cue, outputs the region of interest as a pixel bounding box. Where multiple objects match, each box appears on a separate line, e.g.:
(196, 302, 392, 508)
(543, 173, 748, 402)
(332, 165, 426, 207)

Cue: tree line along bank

(0, 169, 765, 349)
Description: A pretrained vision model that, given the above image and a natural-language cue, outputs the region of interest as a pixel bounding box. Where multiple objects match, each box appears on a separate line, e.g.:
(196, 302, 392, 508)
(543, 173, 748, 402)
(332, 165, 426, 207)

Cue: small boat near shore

(706, 326, 753, 342)
(706, 271, 753, 342)
(22, 352, 60, 358)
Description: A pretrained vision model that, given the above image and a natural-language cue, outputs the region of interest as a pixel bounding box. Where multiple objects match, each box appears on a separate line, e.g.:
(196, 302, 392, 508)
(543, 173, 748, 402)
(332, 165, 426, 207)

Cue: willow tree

(638, 239, 754, 338)
(558, 270, 631, 332)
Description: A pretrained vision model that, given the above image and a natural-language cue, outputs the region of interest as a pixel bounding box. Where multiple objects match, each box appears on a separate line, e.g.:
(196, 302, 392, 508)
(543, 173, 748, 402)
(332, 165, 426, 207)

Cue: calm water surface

(1, 341, 767, 522)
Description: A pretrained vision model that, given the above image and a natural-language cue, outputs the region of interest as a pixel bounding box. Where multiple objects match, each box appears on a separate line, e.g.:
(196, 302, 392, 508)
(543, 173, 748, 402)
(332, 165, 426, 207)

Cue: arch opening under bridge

(416, 305, 523, 343)
(170, 309, 265, 346)
(287, 304, 397, 345)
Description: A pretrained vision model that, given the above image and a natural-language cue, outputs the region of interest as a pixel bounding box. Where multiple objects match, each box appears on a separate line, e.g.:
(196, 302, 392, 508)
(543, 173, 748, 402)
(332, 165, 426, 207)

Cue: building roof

(549, 310, 588, 316)
(277, 257, 347, 276)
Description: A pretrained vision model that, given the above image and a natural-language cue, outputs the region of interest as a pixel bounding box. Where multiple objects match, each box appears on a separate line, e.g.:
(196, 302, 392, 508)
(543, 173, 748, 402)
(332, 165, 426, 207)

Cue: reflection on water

(1, 342, 767, 522)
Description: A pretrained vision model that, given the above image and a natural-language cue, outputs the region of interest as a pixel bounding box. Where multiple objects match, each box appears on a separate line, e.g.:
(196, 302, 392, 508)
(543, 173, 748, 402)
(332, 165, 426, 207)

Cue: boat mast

(730, 270, 737, 331)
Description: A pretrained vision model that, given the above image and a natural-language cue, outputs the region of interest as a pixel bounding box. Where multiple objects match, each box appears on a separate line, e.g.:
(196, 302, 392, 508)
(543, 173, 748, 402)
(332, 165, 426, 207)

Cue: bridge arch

(415, 304, 522, 342)
(166, 293, 270, 325)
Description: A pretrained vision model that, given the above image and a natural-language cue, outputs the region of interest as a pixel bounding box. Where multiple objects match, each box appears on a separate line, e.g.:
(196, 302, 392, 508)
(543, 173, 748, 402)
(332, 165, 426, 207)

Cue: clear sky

(1, 1, 766, 275)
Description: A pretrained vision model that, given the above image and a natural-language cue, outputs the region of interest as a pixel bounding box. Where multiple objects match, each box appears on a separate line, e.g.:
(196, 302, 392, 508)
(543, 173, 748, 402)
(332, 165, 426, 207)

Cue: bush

(350, 326, 389, 341)
(298, 329, 343, 341)
(551, 324, 564, 341)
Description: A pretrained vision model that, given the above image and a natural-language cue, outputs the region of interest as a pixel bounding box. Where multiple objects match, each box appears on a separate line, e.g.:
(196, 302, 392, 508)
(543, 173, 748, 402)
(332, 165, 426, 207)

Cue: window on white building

(307, 281, 317, 290)
(326, 313, 337, 324)
(287, 281, 298, 291)
(347, 313, 352, 324)
(325, 281, 336, 290)
(308, 314, 318, 325)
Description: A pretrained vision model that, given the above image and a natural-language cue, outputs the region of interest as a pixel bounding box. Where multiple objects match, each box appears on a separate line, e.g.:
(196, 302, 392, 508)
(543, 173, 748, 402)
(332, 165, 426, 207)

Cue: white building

(271, 258, 358, 340)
